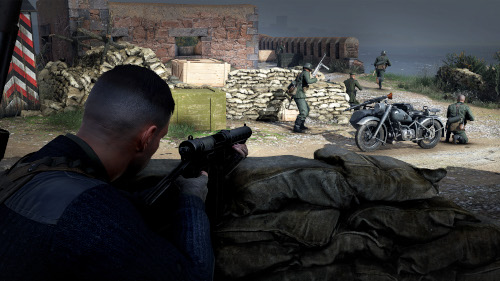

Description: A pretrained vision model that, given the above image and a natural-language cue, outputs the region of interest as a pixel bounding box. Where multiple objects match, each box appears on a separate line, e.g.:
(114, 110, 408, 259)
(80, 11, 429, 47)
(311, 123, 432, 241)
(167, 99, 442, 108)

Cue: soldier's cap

(349, 72, 355, 75)
(303, 63, 313, 70)
(381, 50, 387, 55)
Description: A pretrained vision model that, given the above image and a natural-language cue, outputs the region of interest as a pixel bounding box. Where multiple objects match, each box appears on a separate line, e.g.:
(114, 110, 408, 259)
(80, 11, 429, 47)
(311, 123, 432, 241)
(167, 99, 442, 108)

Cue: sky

(26, 0, 499, 73)
(112, 0, 500, 49)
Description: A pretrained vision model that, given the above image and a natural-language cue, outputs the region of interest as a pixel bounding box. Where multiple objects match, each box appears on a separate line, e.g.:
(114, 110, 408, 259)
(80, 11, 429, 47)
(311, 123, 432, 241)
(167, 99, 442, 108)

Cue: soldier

(293, 62, 318, 133)
(373, 50, 391, 89)
(275, 41, 285, 67)
(343, 72, 363, 105)
(446, 94, 475, 144)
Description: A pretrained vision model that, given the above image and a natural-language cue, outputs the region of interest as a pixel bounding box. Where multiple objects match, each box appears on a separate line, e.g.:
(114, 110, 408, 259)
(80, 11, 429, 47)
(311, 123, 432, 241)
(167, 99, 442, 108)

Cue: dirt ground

(1, 73, 499, 224)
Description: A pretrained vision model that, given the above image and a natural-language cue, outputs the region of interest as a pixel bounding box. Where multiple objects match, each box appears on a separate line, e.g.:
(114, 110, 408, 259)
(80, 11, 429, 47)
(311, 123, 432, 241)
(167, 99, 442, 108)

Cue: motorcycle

(345, 93, 445, 152)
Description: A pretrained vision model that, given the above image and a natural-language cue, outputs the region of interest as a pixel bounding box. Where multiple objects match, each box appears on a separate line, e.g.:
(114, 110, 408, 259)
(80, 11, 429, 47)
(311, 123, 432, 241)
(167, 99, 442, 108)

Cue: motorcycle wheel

(418, 120, 442, 149)
(355, 121, 385, 152)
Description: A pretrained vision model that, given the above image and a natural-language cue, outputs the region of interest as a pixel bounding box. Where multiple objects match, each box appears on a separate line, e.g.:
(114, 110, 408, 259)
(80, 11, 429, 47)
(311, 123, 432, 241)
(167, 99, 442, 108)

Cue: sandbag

(457, 260, 500, 281)
(314, 145, 445, 202)
(300, 231, 393, 268)
(214, 241, 298, 279)
(216, 204, 340, 247)
(256, 264, 355, 281)
(226, 155, 357, 216)
(398, 222, 500, 274)
(347, 197, 478, 243)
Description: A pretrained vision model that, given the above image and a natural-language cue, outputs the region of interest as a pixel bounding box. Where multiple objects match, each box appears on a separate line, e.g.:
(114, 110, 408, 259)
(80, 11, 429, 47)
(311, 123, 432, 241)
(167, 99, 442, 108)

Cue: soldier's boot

(293, 119, 304, 133)
(444, 131, 451, 142)
(379, 80, 382, 89)
(452, 134, 461, 144)
(300, 119, 309, 130)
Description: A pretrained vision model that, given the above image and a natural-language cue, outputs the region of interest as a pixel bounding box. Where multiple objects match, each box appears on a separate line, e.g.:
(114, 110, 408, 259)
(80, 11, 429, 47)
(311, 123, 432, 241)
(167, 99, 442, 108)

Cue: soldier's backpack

(286, 72, 303, 96)
(0, 154, 95, 204)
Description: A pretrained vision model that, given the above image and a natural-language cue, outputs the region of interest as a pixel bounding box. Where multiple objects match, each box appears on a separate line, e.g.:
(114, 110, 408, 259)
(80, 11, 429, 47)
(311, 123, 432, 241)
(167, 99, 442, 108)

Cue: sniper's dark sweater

(0, 135, 213, 281)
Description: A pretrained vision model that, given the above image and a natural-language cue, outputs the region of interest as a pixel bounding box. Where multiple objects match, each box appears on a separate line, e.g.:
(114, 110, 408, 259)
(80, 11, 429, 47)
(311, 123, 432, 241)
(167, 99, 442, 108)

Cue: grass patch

(360, 73, 448, 101)
(25, 109, 84, 132)
(166, 123, 216, 139)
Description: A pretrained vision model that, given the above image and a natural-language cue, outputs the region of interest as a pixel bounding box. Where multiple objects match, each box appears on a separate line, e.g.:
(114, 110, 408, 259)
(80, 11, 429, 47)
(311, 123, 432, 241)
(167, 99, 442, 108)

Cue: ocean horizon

(358, 45, 499, 76)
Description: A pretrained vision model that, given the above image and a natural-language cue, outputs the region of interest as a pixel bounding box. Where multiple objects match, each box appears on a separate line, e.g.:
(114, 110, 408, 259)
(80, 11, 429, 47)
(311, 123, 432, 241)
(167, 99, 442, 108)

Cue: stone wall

(223, 68, 351, 124)
(37, 1, 259, 69)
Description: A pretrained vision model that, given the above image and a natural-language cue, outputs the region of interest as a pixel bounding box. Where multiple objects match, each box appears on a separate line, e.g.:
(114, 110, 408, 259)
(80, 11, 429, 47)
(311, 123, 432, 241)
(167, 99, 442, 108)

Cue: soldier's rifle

(312, 54, 330, 77)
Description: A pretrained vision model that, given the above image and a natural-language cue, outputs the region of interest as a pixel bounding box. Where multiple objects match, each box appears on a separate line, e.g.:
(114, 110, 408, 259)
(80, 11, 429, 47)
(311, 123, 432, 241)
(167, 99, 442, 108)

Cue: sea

(357, 45, 500, 77)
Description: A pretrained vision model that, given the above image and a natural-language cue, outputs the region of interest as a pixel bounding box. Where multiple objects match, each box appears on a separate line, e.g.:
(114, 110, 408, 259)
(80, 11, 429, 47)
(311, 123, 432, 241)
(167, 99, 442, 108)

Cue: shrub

(438, 51, 500, 103)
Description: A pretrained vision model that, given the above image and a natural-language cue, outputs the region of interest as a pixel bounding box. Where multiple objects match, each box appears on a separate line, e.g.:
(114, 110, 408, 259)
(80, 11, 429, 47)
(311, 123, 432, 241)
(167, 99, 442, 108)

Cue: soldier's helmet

(303, 63, 313, 70)
(381, 50, 387, 55)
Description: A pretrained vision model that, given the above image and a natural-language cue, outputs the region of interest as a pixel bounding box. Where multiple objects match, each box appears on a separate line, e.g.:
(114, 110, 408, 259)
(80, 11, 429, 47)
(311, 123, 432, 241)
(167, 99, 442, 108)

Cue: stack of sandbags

(124, 145, 500, 280)
(213, 145, 500, 280)
(37, 43, 169, 116)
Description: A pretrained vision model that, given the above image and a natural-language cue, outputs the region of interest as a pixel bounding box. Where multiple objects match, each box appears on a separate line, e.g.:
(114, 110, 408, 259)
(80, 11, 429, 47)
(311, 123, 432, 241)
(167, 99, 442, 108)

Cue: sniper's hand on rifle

(175, 172, 209, 202)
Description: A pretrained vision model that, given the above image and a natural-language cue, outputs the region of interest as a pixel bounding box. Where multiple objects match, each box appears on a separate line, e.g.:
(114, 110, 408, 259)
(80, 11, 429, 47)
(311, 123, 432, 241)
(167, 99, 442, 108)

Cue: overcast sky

(112, 0, 500, 49)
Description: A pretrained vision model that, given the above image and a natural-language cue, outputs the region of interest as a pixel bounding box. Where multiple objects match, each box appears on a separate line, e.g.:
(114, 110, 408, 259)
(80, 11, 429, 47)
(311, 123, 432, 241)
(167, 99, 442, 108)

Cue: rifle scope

(178, 125, 252, 161)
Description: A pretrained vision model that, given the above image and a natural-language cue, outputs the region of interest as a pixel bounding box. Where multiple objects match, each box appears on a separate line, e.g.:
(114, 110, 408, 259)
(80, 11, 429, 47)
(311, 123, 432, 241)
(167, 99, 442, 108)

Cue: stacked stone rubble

(37, 43, 170, 115)
(222, 68, 352, 124)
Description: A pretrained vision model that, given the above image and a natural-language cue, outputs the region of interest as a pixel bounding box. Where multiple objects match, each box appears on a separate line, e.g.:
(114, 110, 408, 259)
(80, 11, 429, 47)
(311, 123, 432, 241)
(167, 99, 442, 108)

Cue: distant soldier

(446, 94, 475, 144)
(343, 72, 363, 105)
(293, 62, 318, 133)
(275, 41, 285, 67)
(373, 50, 391, 89)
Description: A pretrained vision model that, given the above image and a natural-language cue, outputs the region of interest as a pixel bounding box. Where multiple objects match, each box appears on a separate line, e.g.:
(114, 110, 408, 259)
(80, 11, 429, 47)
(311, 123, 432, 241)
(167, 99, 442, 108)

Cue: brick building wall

(37, 1, 259, 69)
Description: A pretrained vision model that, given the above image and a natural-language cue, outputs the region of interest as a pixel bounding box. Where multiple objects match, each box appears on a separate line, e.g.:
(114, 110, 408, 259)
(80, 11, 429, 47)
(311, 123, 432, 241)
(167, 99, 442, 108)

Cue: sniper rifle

(143, 125, 252, 223)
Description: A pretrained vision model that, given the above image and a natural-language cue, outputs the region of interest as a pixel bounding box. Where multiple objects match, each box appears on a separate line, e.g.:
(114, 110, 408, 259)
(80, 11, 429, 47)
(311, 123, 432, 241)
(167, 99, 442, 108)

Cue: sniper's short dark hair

(83, 65, 175, 134)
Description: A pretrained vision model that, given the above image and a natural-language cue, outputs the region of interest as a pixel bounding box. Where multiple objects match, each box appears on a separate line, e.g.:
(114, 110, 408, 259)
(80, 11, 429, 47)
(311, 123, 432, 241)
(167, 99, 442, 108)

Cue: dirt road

(1, 74, 499, 223)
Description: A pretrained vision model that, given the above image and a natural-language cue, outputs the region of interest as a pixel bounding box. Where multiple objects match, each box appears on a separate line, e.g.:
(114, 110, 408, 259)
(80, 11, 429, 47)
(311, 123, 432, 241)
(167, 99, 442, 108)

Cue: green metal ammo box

(170, 88, 226, 131)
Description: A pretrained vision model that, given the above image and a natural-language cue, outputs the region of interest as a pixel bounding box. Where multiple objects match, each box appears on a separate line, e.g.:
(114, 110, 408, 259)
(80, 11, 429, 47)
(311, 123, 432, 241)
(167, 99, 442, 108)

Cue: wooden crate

(171, 58, 231, 87)
(258, 50, 276, 62)
(170, 88, 226, 131)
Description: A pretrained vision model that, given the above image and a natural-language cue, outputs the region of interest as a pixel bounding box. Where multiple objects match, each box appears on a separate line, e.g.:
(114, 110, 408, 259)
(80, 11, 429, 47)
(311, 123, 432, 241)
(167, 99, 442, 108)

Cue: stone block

(107, 27, 127, 39)
(169, 28, 208, 37)
(90, 20, 105, 31)
(247, 54, 258, 61)
(246, 14, 258, 22)
(90, 0, 107, 10)
(246, 27, 258, 35)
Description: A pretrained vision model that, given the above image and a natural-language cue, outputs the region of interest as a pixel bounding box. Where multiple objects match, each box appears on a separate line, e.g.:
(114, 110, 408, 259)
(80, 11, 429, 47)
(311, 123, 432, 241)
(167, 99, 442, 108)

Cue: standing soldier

(343, 72, 363, 105)
(373, 50, 391, 89)
(293, 63, 318, 133)
(446, 94, 475, 144)
(275, 41, 285, 67)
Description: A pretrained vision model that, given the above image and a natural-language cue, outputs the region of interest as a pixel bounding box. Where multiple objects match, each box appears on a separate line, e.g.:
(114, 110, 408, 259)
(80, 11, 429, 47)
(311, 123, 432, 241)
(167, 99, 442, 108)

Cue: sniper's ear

(136, 125, 158, 152)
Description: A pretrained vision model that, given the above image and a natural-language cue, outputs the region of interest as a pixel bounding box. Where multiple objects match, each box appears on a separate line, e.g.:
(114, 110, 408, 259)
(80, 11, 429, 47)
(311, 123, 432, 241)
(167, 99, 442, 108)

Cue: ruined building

(37, 1, 259, 68)
(260, 35, 363, 70)
(36, 0, 362, 70)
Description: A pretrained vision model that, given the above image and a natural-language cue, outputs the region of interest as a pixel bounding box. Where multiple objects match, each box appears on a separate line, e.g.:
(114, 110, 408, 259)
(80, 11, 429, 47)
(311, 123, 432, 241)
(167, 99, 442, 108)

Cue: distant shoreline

(358, 45, 499, 76)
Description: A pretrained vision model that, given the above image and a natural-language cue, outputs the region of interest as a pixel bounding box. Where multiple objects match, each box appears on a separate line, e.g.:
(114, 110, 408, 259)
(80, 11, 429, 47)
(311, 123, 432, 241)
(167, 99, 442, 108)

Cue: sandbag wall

(37, 44, 169, 116)
(213, 145, 500, 280)
(223, 68, 352, 123)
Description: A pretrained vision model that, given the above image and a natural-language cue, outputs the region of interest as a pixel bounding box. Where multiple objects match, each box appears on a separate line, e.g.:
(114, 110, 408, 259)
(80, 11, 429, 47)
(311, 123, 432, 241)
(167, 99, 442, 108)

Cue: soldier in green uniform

(343, 72, 363, 105)
(275, 41, 285, 67)
(373, 51, 391, 89)
(293, 62, 318, 133)
(446, 94, 475, 144)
